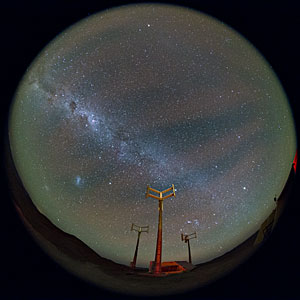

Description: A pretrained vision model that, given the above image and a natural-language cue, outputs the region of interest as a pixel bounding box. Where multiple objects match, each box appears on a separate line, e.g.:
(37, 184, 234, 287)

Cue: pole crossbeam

(181, 232, 197, 242)
(146, 184, 176, 201)
(130, 223, 149, 269)
(146, 184, 176, 274)
(131, 223, 149, 233)
(181, 232, 197, 264)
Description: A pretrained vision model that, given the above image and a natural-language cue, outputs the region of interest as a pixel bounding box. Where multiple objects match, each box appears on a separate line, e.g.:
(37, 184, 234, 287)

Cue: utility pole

(181, 232, 197, 264)
(146, 184, 176, 274)
(130, 223, 149, 269)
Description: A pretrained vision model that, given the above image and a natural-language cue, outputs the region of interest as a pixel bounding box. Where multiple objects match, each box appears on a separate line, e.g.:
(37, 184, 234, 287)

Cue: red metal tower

(146, 184, 176, 274)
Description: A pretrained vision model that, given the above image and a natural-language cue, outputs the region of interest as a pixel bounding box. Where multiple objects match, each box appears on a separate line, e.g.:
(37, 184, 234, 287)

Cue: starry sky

(9, 4, 296, 267)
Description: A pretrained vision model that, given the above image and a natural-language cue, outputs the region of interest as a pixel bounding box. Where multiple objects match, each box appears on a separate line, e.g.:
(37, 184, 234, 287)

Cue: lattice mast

(181, 232, 197, 264)
(130, 223, 149, 269)
(146, 184, 176, 274)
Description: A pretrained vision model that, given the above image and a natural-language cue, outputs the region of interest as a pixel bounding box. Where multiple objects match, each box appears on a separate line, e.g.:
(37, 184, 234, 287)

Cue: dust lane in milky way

(9, 4, 296, 266)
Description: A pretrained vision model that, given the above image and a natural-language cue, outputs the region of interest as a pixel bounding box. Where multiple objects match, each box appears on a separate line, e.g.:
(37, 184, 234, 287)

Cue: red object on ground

(293, 150, 297, 173)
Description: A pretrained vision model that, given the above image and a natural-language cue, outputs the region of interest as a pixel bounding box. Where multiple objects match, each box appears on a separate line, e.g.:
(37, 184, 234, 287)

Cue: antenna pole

(130, 223, 149, 269)
(146, 184, 176, 274)
(155, 199, 163, 273)
(132, 230, 141, 269)
(181, 232, 197, 264)
(187, 239, 191, 263)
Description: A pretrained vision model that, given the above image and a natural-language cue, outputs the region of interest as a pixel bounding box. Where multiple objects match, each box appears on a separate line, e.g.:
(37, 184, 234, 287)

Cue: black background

(1, 1, 300, 299)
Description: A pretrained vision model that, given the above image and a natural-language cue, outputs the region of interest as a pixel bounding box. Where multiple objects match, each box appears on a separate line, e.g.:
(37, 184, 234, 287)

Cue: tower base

(149, 261, 162, 274)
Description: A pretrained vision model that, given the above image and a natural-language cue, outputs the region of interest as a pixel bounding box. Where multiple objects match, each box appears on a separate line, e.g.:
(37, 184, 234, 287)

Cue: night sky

(9, 4, 296, 267)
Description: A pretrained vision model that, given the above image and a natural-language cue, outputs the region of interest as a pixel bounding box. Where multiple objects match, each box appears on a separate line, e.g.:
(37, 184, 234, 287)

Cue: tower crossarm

(146, 193, 162, 200)
(162, 184, 176, 195)
(162, 192, 175, 200)
(146, 184, 176, 200)
(131, 223, 149, 233)
(181, 232, 197, 242)
(147, 186, 161, 194)
(140, 225, 149, 233)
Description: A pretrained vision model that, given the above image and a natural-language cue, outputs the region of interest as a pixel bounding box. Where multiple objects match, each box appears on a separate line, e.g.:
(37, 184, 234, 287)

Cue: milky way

(9, 4, 296, 266)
